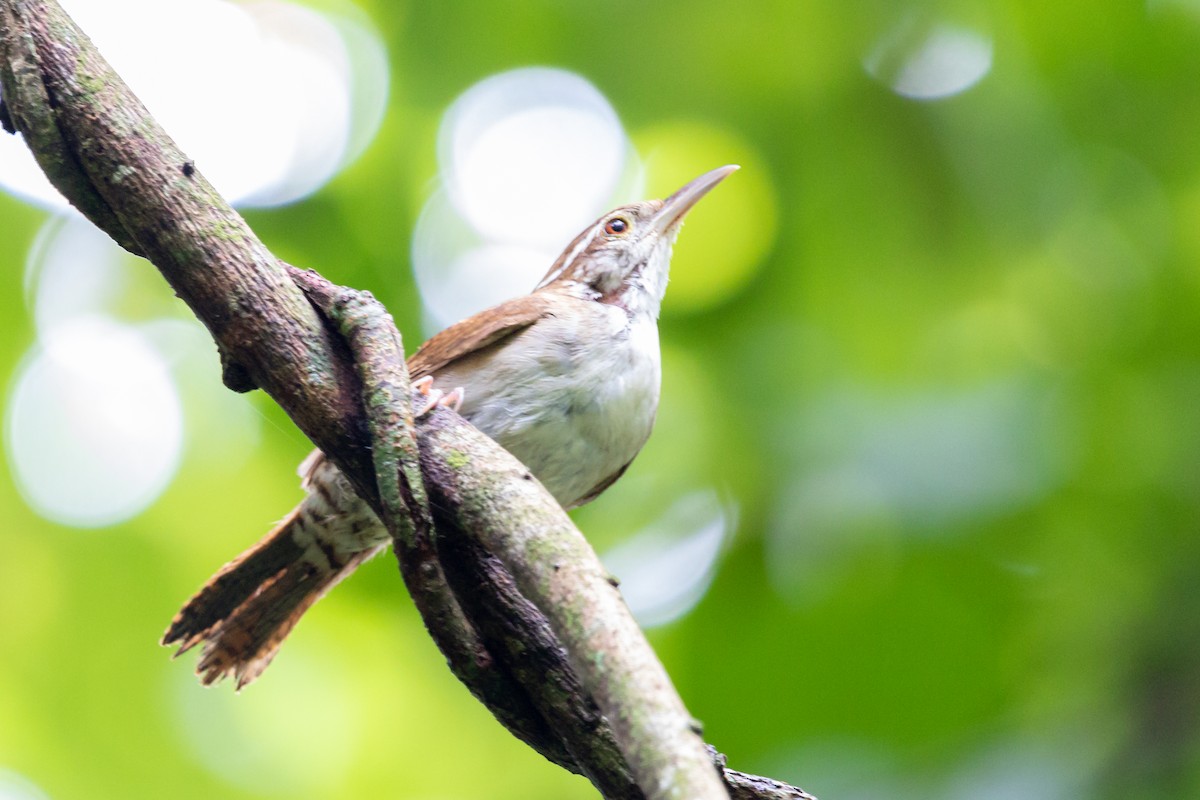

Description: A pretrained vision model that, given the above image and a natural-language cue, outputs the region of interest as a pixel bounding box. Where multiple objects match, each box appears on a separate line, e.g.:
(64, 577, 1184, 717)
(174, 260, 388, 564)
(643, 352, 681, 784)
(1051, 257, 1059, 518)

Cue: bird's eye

(604, 217, 629, 235)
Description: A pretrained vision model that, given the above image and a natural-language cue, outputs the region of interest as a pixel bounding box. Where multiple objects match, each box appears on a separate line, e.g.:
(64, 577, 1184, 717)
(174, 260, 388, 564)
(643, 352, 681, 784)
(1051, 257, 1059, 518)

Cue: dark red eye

(604, 218, 629, 235)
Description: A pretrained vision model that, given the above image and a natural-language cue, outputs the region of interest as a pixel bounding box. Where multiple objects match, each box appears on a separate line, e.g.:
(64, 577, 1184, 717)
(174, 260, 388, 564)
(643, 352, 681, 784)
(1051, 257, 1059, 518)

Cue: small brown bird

(163, 165, 738, 687)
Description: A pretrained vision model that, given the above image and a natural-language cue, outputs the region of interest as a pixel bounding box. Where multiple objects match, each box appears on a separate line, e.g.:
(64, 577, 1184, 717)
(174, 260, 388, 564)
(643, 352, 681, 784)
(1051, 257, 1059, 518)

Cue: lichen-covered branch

(417, 415, 728, 799)
(0, 0, 576, 775)
(286, 266, 580, 773)
(289, 270, 808, 800)
(0, 5, 139, 253)
(0, 0, 377, 505)
(0, 2, 815, 799)
(438, 526, 643, 798)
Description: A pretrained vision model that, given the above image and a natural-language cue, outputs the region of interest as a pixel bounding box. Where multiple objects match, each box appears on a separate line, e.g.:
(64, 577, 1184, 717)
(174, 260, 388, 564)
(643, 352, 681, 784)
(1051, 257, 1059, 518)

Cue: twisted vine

(0, 2, 814, 798)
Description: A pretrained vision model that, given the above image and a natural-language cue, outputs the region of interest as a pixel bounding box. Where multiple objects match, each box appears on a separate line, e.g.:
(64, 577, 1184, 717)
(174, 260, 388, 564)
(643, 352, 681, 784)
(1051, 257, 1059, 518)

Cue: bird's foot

(414, 379, 465, 418)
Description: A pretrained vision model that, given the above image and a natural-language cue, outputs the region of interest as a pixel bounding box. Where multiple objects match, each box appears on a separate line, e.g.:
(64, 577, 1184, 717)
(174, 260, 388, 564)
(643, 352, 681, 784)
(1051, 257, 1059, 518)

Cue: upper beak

(651, 164, 739, 235)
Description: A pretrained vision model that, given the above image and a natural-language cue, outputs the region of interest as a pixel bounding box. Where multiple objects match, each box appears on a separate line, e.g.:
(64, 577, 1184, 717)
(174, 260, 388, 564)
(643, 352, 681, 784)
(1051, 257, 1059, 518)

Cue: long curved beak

(651, 164, 739, 235)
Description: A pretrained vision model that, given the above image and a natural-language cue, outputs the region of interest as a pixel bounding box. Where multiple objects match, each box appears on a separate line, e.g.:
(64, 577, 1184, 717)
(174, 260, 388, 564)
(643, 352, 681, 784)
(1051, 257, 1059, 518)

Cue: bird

(162, 165, 739, 688)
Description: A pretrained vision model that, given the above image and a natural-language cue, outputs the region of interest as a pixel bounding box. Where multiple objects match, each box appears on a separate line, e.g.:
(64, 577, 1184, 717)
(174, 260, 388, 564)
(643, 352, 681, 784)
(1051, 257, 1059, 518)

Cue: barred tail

(162, 506, 384, 689)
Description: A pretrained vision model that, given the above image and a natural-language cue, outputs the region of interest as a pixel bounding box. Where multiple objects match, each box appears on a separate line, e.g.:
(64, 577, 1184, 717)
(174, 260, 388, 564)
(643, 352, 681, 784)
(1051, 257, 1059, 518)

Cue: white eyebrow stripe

(536, 224, 600, 290)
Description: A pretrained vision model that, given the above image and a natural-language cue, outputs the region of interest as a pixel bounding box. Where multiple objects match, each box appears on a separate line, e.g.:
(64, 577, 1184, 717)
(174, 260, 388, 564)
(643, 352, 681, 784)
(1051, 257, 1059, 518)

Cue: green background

(3, 1, 1199, 798)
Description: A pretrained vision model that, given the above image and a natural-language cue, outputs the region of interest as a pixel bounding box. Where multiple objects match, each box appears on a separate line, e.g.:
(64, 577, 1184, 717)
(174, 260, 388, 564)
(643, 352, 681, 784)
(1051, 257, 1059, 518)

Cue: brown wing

(406, 292, 560, 380)
(300, 293, 559, 481)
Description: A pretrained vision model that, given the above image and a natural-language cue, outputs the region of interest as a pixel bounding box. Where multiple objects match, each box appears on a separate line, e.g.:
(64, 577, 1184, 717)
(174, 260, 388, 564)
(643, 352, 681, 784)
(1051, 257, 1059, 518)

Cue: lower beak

(650, 164, 739, 235)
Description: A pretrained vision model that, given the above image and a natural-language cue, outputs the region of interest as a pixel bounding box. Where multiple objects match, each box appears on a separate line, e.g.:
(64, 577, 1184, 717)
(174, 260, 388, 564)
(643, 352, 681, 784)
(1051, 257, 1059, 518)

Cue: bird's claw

(441, 387, 464, 413)
(414, 380, 465, 418)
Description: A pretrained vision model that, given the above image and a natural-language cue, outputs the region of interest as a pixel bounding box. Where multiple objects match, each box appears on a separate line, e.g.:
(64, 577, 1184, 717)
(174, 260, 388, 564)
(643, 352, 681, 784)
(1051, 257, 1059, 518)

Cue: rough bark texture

(0, 0, 375, 502)
(437, 479, 645, 799)
(419, 415, 726, 798)
(288, 267, 579, 773)
(0, 3, 815, 799)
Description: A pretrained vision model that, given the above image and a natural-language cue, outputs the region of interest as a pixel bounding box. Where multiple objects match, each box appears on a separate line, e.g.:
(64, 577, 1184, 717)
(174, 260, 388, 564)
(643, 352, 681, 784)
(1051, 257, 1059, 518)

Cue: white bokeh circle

(864, 19, 993, 101)
(6, 315, 184, 528)
(411, 188, 559, 328)
(601, 490, 734, 627)
(415, 68, 641, 329)
(0, 0, 388, 209)
(437, 67, 633, 249)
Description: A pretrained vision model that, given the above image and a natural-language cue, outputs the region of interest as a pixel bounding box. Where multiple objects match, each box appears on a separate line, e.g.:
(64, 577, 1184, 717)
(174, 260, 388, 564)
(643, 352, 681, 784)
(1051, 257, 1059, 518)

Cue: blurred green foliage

(4, 1, 1200, 798)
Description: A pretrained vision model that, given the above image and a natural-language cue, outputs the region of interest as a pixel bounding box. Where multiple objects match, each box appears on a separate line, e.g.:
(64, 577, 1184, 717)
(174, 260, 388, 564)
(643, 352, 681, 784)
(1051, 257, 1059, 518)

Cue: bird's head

(536, 165, 738, 316)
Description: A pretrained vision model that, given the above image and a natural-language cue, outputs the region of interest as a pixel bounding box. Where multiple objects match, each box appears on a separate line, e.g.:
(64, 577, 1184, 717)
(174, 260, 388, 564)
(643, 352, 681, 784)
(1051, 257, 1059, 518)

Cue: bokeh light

(0, 770, 48, 800)
(4, 2, 1200, 798)
(410, 188, 556, 327)
(6, 315, 184, 527)
(939, 740, 1088, 800)
(766, 379, 1071, 604)
(0, 0, 387, 209)
(635, 122, 777, 313)
(0, 0, 383, 530)
(6, 215, 262, 528)
(414, 67, 641, 329)
(864, 15, 993, 100)
(140, 317, 263, 471)
(439, 67, 634, 248)
(601, 490, 734, 627)
(24, 214, 129, 336)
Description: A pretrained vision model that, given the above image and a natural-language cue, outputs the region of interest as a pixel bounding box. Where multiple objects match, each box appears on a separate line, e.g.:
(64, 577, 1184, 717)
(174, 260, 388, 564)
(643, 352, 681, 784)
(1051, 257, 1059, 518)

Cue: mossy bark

(0, 3, 816, 799)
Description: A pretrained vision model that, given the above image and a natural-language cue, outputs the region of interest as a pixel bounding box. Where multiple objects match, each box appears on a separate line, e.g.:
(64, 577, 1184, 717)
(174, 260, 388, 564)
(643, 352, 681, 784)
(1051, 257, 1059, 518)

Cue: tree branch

(286, 266, 580, 773)
(0, 3, 815, 798)
(417, 415, 729, 798)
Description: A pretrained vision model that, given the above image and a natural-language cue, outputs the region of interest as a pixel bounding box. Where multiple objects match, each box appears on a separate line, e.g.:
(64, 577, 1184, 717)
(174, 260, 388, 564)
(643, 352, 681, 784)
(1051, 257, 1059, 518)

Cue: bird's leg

(414, 377, 465, 418)
(441, 387, 465, 413)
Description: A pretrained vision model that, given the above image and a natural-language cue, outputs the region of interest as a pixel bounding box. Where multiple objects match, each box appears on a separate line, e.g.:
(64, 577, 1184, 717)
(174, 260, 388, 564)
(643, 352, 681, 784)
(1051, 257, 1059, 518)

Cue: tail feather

(163, 505, 385, 688)
(194, 546, 381, 688)
(163, 508, 308, 653)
